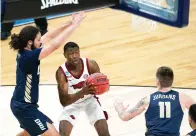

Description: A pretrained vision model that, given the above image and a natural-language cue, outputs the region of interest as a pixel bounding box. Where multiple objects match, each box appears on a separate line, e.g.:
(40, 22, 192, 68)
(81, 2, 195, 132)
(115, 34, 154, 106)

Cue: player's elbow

(60, 99, 70, 107)
(59, 96, 69, 107)
(60, 97, 72, 107)
(60, 101, 69, 107)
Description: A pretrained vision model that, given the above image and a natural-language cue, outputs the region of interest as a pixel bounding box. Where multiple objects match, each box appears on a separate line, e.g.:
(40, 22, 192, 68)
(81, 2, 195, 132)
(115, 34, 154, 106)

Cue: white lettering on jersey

(37, 65, 40, 75)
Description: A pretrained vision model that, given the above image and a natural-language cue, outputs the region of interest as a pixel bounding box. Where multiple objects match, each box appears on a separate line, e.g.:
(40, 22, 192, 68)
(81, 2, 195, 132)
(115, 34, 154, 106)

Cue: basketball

(85, 73, 110, 95)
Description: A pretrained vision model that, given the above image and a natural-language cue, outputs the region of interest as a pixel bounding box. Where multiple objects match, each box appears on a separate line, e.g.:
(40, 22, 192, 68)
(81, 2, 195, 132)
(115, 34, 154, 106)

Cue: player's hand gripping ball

(85, 73, 109, 95)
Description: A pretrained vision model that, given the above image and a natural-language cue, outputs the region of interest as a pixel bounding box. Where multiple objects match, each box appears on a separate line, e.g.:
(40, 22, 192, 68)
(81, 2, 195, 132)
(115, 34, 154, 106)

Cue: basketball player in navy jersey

(9, 12, 85, 136)
(186, 104, 196, 136)
(55, 42, 110, 136)
(114, 66, 195, 136)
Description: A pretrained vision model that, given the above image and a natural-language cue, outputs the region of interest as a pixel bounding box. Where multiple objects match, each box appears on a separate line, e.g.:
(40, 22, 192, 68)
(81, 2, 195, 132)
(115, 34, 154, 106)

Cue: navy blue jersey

(145, 90, 184, 136)
(187, 130, 196, 136)
(12, 48, 42, 105)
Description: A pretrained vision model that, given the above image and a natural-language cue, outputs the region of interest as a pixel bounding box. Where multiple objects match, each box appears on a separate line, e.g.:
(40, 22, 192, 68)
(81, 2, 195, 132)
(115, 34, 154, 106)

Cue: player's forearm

(62, 90, 85, 106)
(49, 25, 76, 49)
(114, 97, 147, 121)
(39, 25, 77, 60)
(114, 103, 129, 121)
(115, 105, 130, 121)
(43, 22, 71, 39)
(118, 110, 141, 121)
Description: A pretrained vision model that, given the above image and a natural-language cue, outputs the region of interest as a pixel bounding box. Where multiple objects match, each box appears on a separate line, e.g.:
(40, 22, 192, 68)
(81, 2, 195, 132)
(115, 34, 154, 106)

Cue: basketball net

(131, 0, 162, 32)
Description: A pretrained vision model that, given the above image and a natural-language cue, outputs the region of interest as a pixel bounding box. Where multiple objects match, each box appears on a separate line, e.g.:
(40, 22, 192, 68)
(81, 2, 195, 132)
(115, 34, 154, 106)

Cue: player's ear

(27, 40, 33, 46)
(188, 116, 192, 123)
(63, 52, 67, 58)
(156, 78, 160, 86)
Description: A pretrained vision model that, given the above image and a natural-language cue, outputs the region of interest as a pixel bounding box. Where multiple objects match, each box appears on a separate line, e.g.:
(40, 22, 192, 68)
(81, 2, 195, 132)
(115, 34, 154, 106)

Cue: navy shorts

(10, 98, 53, 136)
(145, 132, 179, 136)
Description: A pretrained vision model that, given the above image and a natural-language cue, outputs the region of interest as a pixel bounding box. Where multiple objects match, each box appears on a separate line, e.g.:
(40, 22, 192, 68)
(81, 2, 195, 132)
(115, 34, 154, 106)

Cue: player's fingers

(75, 12, 85, 22)
(89, 86, 97, 91)
(89, 90, 96, 95)
(72, 12, 77, 18)
(88, 83, 94, 87)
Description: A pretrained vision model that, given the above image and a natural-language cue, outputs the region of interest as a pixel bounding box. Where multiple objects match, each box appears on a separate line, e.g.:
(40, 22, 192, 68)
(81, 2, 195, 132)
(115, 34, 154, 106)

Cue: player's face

(33, 32, 42, 49)
(64, 47, 80, 65)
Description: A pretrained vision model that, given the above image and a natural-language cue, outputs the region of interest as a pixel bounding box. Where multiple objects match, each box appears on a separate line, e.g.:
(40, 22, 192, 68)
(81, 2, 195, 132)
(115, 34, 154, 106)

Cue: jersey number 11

(159, 102, 171, 118)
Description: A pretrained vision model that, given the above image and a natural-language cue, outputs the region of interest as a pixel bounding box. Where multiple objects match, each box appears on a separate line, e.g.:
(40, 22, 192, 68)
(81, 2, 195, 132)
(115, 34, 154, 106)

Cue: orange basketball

(85, 73, 109, 95)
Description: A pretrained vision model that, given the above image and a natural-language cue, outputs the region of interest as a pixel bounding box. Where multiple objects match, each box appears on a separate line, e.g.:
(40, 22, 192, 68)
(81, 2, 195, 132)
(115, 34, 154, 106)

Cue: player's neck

(24, 47, 31, 51)
(191, 123, 196, 129)
(66, 60, 82, 71)
(158, 87, 171, 92)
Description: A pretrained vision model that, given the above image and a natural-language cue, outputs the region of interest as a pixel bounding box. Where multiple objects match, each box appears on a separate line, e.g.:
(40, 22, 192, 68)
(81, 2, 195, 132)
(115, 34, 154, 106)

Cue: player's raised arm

(39, 12, 85, 60)
(88, 59, 100, 74)
(56, 67, 96, 107)
(40, 20, 72, 45)
(114, 96, 150, 121)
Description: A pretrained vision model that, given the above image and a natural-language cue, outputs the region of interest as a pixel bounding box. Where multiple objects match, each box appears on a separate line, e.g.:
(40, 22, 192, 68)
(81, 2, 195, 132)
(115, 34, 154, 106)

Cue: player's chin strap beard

(189, 123, 193, 129)
(31, 42, 36, 50)
(31, 42, 42, 50)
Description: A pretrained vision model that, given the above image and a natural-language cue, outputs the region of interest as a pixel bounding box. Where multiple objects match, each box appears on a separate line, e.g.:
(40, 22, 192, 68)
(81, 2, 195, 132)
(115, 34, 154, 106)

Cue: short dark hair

(9, 26, 39, 52)
(156, 66, 174, 88)
(64, 42, 79, 52)
(189, 104, 196, 123)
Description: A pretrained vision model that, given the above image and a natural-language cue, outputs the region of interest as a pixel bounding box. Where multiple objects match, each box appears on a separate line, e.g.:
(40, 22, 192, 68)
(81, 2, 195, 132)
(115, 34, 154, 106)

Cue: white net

(130, 0, 164, 32)
(131, 14, 159, 32)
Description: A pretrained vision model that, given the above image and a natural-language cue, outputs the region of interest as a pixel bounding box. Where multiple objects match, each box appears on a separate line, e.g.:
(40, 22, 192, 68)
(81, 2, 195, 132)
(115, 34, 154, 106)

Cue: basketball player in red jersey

(55, 42, 110, 136)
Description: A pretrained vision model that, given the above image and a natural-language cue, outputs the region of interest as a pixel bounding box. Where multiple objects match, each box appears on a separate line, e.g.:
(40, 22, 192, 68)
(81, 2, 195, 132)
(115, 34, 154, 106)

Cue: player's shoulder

(84, 57, 96, 62)
(20, 48, 42, 60)
(84, 58, 98, 67)
(87, 59, 98, 65)
(56, 66, 68, 81)
(56, 66, 64, 75)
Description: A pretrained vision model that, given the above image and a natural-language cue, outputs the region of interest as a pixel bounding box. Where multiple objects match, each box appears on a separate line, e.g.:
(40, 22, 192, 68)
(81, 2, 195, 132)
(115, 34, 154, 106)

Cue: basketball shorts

(59, 96, 108, 126)
(10, 98, 53, 136)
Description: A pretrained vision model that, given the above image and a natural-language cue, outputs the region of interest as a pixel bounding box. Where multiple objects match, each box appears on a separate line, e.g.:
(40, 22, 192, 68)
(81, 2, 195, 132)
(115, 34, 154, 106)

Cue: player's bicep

(38, 45, 54, 60)
(56, 68, 69, 104)
(88, 59, 100, 74)
(41, 32, 52, 45)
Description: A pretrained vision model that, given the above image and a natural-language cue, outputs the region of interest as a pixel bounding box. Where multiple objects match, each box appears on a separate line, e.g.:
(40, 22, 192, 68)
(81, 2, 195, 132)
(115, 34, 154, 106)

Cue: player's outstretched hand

(113, 98, 129, 113)
(71, 11, 86, 28)
(81, 83, 96, 95)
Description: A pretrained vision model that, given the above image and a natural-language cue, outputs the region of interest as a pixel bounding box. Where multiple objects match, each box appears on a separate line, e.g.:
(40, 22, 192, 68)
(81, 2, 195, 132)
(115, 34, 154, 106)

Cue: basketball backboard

(111, 0, 190, 28)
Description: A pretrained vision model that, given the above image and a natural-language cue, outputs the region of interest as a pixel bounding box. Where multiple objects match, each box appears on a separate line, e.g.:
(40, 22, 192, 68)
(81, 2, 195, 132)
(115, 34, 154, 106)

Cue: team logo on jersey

(83, 74, 88, 79)
(65, 71, 70, 76)
(65, 71, 72, 78)
(72, 81, 85, 89)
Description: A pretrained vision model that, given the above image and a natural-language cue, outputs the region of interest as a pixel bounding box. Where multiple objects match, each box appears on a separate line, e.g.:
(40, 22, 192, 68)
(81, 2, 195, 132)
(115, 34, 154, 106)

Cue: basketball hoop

(130, 0, 163, 32)
(131, 15, 158, 32)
